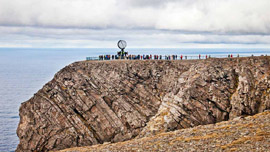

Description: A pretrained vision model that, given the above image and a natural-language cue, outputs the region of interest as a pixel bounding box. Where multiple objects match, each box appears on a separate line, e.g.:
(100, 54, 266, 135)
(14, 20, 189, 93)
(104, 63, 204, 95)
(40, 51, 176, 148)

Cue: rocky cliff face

(57, 111, 270, 152)
(16, 57, 270, 151)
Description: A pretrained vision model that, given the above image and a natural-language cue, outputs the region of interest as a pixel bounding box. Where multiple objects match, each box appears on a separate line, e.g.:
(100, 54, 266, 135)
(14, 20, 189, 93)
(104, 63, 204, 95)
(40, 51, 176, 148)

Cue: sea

(0, 48, 270, 152)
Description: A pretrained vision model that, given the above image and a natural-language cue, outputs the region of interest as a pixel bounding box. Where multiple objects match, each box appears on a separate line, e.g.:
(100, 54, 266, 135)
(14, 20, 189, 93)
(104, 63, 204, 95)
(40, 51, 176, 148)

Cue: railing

(86, 54, 265, 61)
(86, 57, 99, 60)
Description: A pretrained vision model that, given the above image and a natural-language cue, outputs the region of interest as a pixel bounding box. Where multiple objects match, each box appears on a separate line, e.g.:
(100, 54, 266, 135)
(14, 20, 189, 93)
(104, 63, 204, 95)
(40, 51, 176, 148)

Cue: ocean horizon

(1, 48, 270, 151)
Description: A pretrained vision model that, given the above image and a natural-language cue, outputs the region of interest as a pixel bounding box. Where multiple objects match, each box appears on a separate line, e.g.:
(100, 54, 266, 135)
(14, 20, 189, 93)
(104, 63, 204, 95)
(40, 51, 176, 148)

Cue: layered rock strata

(16, 57, 270, 151)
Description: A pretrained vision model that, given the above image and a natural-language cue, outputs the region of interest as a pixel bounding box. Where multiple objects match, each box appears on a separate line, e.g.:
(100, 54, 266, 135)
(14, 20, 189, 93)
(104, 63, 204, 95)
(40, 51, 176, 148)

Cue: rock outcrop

(16, 57, 270, 151)
(57, 111, 270, 152)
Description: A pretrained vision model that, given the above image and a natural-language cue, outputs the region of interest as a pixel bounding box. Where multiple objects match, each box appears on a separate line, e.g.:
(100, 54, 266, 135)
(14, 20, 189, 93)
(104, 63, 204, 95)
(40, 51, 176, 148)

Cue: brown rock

(57, 111, 270, 152)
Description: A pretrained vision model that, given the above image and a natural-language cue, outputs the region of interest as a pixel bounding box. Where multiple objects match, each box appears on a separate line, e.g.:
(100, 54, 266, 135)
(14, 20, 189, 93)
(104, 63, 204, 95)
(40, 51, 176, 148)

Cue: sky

(0, 0, 270, 48)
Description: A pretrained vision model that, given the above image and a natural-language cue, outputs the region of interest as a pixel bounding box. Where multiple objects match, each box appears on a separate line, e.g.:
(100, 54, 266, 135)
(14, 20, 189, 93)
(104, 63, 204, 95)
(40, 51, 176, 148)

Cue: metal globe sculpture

(117, 40, 127, 58)
(117, 40, 127, 50)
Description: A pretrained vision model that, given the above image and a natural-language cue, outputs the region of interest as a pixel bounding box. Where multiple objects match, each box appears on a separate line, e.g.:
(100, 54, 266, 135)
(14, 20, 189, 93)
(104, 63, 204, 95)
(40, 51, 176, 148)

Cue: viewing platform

(86, 54, 265, 61)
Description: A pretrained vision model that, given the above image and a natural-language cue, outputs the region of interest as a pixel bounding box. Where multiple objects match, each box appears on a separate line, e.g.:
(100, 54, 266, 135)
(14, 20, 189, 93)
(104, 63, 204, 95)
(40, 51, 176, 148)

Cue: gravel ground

(57, 111, 270, 152)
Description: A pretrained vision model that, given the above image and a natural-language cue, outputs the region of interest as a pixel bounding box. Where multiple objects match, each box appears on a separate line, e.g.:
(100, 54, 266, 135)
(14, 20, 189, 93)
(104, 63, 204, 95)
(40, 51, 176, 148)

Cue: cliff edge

(16, 57, 270, 151)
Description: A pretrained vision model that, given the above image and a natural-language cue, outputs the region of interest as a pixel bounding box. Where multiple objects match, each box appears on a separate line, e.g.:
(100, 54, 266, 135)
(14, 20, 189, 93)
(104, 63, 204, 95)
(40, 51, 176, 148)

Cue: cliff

(16, 57, 270, 151)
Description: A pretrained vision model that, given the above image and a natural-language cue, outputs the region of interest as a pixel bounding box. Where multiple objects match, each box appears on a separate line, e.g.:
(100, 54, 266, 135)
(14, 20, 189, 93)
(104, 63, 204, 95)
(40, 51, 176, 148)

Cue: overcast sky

(0, 0, 270, 48)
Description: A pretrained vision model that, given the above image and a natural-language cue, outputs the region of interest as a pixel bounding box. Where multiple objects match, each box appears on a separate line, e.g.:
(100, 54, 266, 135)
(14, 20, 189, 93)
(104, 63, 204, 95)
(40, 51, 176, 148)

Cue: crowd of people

(97, 54, 238, 61)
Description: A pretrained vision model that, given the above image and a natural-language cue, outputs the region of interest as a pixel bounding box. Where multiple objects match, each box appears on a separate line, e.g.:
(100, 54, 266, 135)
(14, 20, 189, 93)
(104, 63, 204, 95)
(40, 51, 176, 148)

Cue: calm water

(0, 48, 269, 151)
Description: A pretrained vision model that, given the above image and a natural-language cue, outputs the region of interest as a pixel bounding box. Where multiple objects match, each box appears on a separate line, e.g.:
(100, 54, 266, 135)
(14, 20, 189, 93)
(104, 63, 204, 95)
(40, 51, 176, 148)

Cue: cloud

(0, 0, 270, 47)
(1, 26, 270, 48)
(0, 0, 118, 28)
(1, 0, 270, 33)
